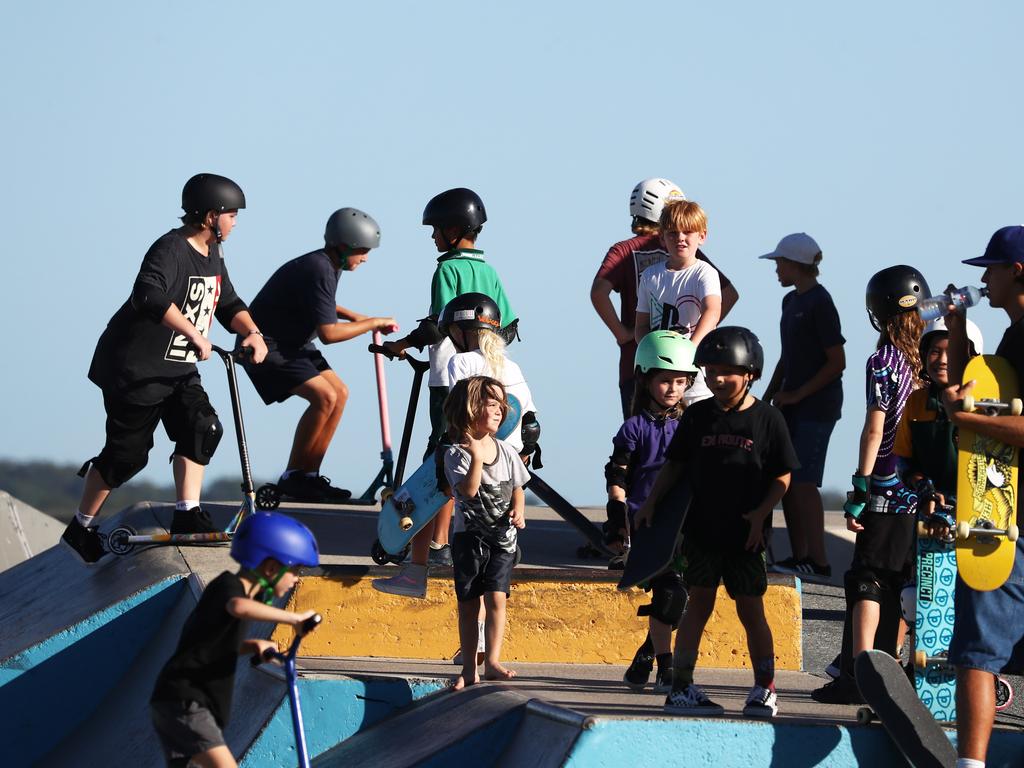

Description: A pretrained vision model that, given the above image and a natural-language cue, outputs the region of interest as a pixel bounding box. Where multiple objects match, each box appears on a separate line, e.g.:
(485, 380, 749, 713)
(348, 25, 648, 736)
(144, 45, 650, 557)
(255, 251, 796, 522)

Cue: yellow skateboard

(956, 354, 1022, 591)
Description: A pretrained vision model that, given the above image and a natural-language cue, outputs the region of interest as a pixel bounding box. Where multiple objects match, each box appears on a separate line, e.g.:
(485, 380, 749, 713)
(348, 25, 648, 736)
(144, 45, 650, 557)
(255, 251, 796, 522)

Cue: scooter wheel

(388, 545, 409, 565)
(256, 484, 281, 511)
(371, 539, 390, 565)
(856, 706, 875, 725)
(107, 526, 137, 556)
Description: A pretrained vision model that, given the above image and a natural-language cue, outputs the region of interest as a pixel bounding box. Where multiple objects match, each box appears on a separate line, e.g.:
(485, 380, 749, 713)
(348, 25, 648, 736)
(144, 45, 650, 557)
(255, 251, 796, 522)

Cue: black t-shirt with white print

(666, 397, 799, 553)
(88, 230, 247, 404)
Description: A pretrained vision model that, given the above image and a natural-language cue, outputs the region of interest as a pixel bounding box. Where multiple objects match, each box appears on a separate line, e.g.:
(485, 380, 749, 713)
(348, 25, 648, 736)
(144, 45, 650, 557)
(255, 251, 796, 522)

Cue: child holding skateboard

(61, 173, 269, 566)
(590, 178, 737, 418)
(635, 326, 799, 717)
(442, 376, 530, 689)
(606, 330, 698, 694)
(941, 226, 1024, 768)
(150, 512, 320, 768)
(239, 208, 397, 503)
(634, 199, 723, 405)
(813, 265, 929, 705)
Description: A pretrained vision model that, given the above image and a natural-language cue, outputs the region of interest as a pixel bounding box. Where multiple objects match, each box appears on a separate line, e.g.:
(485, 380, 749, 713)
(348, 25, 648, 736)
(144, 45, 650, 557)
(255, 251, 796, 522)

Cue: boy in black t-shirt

(62, 174, 269, 566)
(150, 513, 320, 768)
(241, 208, 397, 502)
(636, 327, 798, 719)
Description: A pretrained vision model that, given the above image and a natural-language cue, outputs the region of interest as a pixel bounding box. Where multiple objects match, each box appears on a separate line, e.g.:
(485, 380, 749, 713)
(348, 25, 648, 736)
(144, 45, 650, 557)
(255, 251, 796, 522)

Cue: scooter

(250, 613, 323, 768)
(254, 331, 429, 509)
(106, 345, 257, 555)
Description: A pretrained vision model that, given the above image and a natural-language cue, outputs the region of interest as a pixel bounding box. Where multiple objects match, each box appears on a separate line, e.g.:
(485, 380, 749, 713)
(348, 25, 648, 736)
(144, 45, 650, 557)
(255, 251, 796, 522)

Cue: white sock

(477, 620, 486, 654)
(75, 511, 95, 528)
(430, 540, 446, 550)
(957, 759, 985, 768)
(176, 500, 199, 512)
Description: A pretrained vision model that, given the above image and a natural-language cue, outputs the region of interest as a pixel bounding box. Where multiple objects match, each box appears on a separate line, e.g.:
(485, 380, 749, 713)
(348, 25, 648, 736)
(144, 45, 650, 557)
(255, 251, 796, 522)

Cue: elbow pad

(521, 411, 542, 469)
(407, 317, 443, 349)
(130, 281, 173, 323)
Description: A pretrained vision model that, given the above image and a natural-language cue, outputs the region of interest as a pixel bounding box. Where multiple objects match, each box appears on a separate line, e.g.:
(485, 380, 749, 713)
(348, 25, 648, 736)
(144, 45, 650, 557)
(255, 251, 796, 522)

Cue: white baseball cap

(758, 233, 821, 265)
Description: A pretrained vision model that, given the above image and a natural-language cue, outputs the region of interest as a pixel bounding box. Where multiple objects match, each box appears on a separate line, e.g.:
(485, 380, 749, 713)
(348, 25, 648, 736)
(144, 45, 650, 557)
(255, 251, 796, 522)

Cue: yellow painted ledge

(275, 567, 802, 671)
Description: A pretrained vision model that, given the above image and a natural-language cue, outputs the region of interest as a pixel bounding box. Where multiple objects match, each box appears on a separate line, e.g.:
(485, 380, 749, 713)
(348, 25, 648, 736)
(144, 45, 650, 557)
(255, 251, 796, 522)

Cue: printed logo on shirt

(632, 247, 668, 288)
(165, 275, 222, 363)
(701, 434, 754, 452)
(652, 297, 702, 336)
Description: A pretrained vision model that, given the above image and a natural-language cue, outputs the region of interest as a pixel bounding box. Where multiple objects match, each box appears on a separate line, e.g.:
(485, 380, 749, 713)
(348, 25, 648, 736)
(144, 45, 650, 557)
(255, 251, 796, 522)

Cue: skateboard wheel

(370, 539, 390, 565)
(107, 526, 136, 556)
(399, 516, 414, 531)
(856, 706, 875, 725)
(914, 650, 928, 669)
(1012, 398, 1023, 416)
(956, 521, 972, 540)
(1007, 523, 1019, 542)
(390, 545, 409, 565)
(379, 487, 394, 504)
(961, 395, 975, 413)
(255, 484, 281, 511)
(996, 676, 1014, 711)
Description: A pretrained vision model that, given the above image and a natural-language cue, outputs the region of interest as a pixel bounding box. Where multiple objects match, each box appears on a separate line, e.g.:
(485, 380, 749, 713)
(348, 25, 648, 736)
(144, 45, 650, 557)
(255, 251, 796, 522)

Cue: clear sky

(3, 2, 1022, 506)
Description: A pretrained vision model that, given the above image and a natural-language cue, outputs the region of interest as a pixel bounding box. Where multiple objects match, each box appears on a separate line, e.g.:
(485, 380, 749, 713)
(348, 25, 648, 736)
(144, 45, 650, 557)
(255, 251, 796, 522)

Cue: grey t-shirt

(444, 439, 531, 553)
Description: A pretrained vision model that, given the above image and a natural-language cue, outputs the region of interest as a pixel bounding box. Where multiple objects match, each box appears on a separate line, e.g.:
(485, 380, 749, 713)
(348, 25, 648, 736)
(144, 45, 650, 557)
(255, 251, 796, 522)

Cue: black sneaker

(623, 647, 655, 691)
(810, 675, 863, 705)
(428, 543, 453, 567)
(790, 559, 833, 583)
(767, 555, 799, 573)
(277, 473, 352, 503)
(824, 652, 841, 679)
(170, 507, 219, 534)
(61, 518, 107, 565)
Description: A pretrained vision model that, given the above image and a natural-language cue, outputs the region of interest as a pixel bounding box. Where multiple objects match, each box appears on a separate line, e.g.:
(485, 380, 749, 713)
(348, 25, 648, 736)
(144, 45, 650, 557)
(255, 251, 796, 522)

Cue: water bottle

(917, 286, 988, 322)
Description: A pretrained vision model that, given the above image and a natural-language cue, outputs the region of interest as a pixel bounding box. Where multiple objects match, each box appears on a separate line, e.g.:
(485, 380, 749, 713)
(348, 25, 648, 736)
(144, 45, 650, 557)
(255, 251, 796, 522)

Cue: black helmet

(865, 265, 930, 332)
(439, 293, 502, 338)
(422, 188, 487, 230)
(694, 326, 764, 377)
(324, 208, 381, 250)
(181, 173, 246, 216)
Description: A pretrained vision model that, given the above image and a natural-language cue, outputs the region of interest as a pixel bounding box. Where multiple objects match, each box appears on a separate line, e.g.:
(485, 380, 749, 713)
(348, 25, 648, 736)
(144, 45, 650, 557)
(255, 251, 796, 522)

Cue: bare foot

(453, 670, 480, 690)
(483, 663, 517, 680)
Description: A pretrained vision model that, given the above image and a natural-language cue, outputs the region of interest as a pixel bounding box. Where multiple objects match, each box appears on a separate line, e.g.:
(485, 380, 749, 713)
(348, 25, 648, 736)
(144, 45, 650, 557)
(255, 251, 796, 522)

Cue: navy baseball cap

(963, 226, 1024, 266)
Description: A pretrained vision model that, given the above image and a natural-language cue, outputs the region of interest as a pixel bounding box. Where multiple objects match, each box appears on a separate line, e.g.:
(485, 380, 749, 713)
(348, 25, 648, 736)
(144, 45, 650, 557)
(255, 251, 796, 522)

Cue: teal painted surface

(241, 677, 447, 767)
(0, 575, 184, 685)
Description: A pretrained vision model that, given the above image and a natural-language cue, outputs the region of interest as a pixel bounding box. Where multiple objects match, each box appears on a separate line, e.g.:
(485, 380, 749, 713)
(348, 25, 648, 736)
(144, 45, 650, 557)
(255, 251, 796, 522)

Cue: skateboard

(370, 396, 522, 565)
(912, 518, 958, 722)
(617, 480, 692, 591)
(854, 649, 957, 768)
(525, 473, 615, 558)
(956, 354, 1022, 591)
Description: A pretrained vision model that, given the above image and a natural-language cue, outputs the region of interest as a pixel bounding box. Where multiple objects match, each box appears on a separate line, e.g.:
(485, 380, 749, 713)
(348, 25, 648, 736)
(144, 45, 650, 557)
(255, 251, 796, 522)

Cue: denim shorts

(948, 537, 1024, 675)
(784, 418, 836, 487)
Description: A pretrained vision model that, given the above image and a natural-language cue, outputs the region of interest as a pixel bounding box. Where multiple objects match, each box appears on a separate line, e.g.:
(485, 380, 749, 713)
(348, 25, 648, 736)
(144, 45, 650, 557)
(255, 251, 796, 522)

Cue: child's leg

(650, 618, 673, 656)
(735, 595, 775, 688)
(482, 590, 516, 680)
(286, 372, 348, 473)
(672, 585, 717, 687)
(455, 596, 483, 690)
(190, 746, 238, 768)
(78, 466, 112, 520)
(410, 499, 454, 565)
(173, 455, 205, 502)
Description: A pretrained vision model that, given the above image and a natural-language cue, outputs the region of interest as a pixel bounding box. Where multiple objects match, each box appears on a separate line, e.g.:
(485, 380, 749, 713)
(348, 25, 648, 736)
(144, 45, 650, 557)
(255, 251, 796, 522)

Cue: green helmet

(635, 331, 698, 375)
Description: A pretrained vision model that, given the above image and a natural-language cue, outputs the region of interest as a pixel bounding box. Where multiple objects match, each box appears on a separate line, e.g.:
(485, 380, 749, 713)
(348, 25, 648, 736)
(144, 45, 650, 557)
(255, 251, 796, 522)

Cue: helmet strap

(333, 245, 354, 271)
(249, 565, 290, 605)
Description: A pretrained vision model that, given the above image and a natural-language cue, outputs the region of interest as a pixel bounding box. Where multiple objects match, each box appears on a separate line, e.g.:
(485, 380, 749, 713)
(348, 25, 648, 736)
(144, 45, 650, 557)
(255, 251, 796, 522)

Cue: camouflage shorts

(681, 538, 767, 598)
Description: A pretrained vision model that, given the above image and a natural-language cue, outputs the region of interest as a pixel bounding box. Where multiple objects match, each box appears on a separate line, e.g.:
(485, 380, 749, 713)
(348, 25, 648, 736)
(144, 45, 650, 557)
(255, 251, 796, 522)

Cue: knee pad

(900, 582, 916, 625)
(81, 452, 148, 489)
(845, 569, 884, 605)
(638, 571, 687, 625)
(521, 411, 543, 469)
(177, 405, 223, 465)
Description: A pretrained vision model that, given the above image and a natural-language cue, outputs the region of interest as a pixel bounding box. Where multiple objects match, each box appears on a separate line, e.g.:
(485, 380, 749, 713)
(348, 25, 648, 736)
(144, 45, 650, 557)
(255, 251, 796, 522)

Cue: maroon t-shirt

(595, 234, 732, 383)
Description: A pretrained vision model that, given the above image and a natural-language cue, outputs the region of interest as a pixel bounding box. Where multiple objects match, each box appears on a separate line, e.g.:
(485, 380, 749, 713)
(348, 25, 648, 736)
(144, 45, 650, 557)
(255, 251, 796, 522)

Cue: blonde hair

(444, 376, 509, 441)
(632, 218, 660, 236)
(477, 329, 506, 380)
(659, 199, 708, 235)
(879, 311, 925, 388)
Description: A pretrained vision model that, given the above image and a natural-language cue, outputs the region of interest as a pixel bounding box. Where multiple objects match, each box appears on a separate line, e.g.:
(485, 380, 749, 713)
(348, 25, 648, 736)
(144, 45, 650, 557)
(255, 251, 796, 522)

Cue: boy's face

(343, 248, 371, 271)
(661, 228, 707, 264)
(704, 364, 752, 407)
(925, 337, 949, 386)
(649, 369, 691, 409)
(430, 224, 465, 253)
(981, 262, 1023, 309)
(772, 258, 801, 288)
(272, 568, 299, 598)
(474, 390, 505, 436)
(210, 210, 238, 240)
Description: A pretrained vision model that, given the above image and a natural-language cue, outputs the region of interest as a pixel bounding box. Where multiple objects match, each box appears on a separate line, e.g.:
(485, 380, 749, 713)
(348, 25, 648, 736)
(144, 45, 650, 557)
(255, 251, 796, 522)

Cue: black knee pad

(81, 452, 148, 488)
(845, 569, 884, 605)
(175, 404, 223, 465)
(638, 571, 687, 625)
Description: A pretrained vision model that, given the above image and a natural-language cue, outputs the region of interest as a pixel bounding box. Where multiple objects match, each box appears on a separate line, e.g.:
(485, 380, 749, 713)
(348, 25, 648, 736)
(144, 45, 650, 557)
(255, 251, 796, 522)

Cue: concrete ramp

(0, 490, 62, 572)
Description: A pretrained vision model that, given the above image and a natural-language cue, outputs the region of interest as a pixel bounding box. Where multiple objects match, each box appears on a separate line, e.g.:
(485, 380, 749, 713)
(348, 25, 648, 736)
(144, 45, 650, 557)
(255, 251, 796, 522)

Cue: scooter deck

(618, 480, 692, 591)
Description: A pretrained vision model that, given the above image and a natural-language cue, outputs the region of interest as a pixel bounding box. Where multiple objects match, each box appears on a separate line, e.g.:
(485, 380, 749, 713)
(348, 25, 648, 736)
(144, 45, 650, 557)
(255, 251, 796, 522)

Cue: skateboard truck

(955, 519, 1020, 544)
(961, 395, 1023, 416)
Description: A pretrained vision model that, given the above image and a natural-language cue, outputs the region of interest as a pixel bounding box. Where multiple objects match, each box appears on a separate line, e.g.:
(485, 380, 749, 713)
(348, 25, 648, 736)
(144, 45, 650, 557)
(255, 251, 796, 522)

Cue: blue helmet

(231, 513, 319, 570)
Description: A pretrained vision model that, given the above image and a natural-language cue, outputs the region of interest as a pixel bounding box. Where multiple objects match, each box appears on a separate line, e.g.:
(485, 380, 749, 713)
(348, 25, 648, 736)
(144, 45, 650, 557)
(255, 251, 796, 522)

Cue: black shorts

(150, 699, 226, 764)
(242, 344, 331, 405)
(451, 531, 516, 601)
(852, 512, 915, 576)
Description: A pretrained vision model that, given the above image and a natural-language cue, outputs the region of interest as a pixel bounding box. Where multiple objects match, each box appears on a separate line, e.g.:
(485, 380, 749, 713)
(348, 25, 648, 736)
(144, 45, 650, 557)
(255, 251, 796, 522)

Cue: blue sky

(3, 2, 1022, 506)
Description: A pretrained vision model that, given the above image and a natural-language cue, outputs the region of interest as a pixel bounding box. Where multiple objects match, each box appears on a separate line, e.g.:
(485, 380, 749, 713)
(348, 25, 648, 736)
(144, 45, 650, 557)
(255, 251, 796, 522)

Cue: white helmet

(920, 316, 984, 359)
(629, 178, 685, 223)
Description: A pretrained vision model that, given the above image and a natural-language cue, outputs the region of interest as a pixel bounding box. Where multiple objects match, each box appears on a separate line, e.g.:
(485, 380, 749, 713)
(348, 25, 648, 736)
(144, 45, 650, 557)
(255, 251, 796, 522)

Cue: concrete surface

(0, 490, 63, 573)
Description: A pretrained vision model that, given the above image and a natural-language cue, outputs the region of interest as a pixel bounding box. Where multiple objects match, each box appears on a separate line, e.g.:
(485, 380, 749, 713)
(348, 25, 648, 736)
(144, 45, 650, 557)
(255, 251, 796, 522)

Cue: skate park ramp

(0, 490, 62, 572)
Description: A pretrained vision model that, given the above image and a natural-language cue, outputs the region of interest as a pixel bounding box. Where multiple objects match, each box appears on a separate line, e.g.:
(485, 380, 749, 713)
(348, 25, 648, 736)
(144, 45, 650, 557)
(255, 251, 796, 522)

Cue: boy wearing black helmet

(635, 326, 798, 718)
(62, 174, 268, 565)
(240, 208, 397, 503)
(150, 512, 320, 768)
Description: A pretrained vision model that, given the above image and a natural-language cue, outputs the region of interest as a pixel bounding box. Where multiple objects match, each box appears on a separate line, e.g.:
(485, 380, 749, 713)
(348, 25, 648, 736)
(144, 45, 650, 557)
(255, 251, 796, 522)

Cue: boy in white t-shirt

(635, 200, 721, 403)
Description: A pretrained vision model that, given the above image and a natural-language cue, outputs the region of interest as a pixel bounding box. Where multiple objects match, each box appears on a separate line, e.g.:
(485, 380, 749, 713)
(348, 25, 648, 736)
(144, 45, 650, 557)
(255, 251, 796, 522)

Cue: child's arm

(229, 310, 269, 363)
(591, 276, 633, 346)
(336, 304, 368, 322)
(318, 316, 397, 344)
(634, 311, 652, 344)
(762, 359, 784, 404)
(844, 407, 885, 531)
(510, 486, 526, 529)
(455, 437, 488, 499)
(944, 382, 1024, 448)
(689, 295, 722, 346)
(773, 345, 845, 408)
(633, 459, 685, 528)
(227, 596, 318, 628)
(743, 474, 790, 551)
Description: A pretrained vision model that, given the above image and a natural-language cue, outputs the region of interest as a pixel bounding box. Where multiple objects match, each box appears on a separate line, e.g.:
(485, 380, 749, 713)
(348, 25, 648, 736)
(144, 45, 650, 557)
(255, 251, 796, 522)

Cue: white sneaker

(371, 563, 427, 599)
(743, 685, 778, 718)
(663, 684, 724, 716)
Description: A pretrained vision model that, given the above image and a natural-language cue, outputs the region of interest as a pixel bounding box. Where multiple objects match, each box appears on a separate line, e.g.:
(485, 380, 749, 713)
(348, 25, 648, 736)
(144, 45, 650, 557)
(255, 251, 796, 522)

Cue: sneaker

(663, 684, 725, 716)
(428, 543, 453, 567)
(810, 675, 863, 705)
(824, 652, 841, 680)
(653, 667, 674, 695)
(61, 518, 107, 565)
(767, 555, 799, 573)
(782, 558, 833, 583)
(277, 473, 352, 503)
(623, 647, 655, 691)
(170, 506, 218, 534)
(743, 685, 778, 718)
(372, 563, 428, 599)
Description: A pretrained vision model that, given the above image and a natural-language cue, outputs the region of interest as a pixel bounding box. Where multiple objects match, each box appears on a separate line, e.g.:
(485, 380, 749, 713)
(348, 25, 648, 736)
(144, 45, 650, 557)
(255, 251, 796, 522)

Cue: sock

(956, 760, 985, 768)
(280, 469, 298, 481)
(75, 510, 95, 528)
(753, 656, 775, 690)
(430, 540, 446, 551)
(176, 500, 199, 512)
(305, 471, 319, 478)
(476, 620, 486, 653)
(672, 649, 697, 690)
(656, 653, 672, 672)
